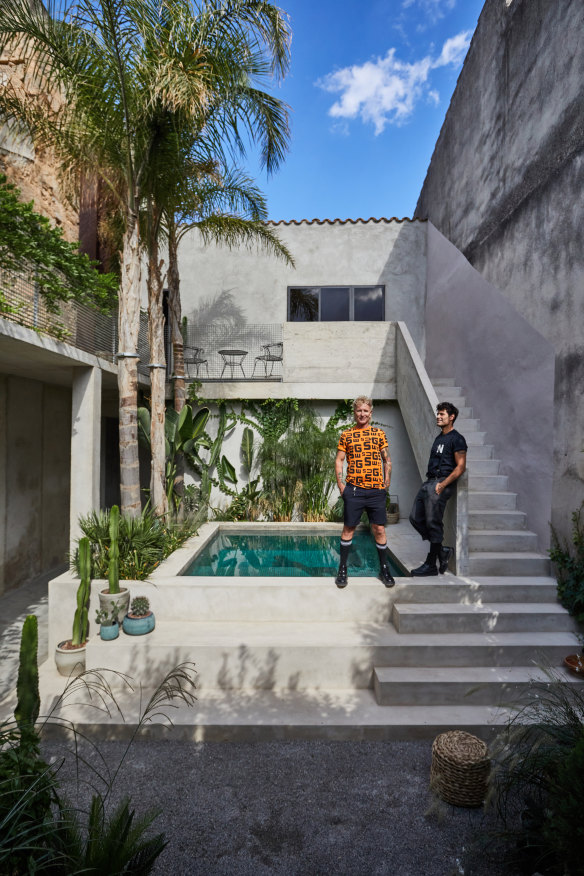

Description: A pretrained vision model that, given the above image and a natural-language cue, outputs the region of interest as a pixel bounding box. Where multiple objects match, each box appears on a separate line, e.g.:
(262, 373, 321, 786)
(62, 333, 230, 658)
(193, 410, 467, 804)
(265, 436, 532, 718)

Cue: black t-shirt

(426, 429, 467, 479)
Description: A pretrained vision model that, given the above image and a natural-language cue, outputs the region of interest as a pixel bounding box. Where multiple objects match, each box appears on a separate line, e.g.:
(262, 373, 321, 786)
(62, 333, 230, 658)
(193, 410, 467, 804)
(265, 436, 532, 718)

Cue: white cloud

(402, 0, 457, 20)
(317, 30, 472, 135)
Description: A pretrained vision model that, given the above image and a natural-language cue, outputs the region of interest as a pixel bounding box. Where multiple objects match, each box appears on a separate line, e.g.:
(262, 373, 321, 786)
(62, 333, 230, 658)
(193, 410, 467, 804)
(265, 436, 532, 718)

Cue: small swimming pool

(182, 530, 408, 578)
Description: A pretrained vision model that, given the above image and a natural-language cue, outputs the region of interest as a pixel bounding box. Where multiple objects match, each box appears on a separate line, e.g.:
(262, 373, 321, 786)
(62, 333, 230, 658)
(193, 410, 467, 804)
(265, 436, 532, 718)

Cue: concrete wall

(0, 374, 71, 595)
(416, 0, 584, 540)
(177, 219, 428, 352)
(425, 224, 554, 549)
(200, 399, 420, 520)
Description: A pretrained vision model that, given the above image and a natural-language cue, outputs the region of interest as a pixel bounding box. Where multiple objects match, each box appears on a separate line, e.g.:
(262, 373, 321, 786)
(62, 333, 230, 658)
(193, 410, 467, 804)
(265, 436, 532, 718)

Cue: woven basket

(386, 494, 399, 525)
(430, 730, 490, 808)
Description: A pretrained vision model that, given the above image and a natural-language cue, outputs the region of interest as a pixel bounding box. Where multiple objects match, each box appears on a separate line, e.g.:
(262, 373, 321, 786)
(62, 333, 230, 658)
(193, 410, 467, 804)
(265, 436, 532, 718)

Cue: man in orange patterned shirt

(334, 396, 395, 588)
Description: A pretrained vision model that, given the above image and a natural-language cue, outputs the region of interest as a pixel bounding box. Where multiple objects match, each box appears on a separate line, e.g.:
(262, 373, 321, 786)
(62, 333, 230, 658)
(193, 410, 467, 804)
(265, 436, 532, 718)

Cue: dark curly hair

(436, 401, 459, 422)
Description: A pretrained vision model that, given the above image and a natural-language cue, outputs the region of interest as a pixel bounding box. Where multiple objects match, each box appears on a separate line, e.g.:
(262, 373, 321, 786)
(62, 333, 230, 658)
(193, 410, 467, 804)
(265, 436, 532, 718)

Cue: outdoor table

(218, 348, 248, 379)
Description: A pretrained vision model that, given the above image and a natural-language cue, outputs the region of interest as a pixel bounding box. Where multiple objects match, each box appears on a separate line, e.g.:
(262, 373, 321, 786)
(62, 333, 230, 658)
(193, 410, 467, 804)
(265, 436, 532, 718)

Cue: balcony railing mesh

(181, 323, 283, 381)
(1, 272, 281, 382)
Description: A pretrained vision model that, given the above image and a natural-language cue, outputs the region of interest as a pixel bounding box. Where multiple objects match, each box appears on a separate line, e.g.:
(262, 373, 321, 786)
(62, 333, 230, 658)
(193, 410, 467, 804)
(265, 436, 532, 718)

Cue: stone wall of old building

(415, 0, 584, 541)
(0, 56, 79, 241)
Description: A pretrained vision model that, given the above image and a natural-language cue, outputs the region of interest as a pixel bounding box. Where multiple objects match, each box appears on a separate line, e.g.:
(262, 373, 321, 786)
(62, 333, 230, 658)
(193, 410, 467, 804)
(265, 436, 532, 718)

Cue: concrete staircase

(77, 567, 580, 741)
(431, 377, 550, 576)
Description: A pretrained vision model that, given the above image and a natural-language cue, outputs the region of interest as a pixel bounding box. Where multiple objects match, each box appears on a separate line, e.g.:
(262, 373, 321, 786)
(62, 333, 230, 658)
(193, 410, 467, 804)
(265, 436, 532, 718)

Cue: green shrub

(74, 507, 205, 580)
(550, 502, 584, 623)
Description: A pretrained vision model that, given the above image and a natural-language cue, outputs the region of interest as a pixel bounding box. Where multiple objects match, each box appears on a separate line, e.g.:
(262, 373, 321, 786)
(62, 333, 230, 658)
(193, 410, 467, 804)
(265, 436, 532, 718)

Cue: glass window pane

(289, 287, 319, 321)
(321, 287, 350, 321)
(354, 286, 384, 321)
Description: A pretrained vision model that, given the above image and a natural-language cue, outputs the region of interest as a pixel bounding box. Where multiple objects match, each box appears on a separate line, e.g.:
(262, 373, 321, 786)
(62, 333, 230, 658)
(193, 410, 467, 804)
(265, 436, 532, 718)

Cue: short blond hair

(353, 396, 373, 422)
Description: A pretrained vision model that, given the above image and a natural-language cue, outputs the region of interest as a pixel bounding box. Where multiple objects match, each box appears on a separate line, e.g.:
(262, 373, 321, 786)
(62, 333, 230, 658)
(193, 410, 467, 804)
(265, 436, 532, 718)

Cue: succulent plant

(130, 596, 150, 617)
(95, 601, 118, 626)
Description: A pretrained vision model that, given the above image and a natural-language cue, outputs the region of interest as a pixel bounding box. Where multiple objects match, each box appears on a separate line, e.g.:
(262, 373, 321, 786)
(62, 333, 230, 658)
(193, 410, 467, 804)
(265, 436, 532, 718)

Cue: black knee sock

(429, 542, 442, 563)
(339, 539, 352, 568)
(376, 541, 389, 569)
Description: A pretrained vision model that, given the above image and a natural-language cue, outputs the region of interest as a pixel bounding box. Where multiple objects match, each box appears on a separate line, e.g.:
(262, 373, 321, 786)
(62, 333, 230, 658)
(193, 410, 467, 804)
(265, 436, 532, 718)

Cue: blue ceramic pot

(122, 612, 155, 636)
(100, 621, 119, 641)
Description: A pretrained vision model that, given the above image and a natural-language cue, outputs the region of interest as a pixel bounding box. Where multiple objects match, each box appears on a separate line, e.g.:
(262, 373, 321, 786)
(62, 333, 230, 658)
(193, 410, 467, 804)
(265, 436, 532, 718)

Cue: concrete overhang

(0, 316, 119, 388)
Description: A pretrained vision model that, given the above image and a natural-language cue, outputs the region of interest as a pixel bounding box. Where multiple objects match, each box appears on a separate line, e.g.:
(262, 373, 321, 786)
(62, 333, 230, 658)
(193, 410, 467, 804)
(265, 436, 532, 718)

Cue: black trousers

(409, 479, 454, 543)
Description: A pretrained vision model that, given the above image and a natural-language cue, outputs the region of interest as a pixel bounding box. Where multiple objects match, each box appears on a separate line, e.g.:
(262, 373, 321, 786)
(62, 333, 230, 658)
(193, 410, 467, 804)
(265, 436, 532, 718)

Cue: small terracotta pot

(122, 611, 156, 636)
(564, 654, 584, 676)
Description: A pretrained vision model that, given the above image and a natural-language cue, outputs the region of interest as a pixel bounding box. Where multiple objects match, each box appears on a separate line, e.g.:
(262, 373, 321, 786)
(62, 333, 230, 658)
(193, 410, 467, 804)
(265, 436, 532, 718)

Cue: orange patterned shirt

(337, 426, 388, 489)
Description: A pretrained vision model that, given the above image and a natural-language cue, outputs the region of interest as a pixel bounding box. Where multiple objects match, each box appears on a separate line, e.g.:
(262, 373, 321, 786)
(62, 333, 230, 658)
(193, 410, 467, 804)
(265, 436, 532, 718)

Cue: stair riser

(468, 475, 509, 490)
(469, 532, 539, 551)
(469, 556, 551, 576)
(374, 680, 545, 707)
(469, 511, 527, 530)
(455, 419, 480, 432)
(393, 614, 578, 635)
(467, 460, 500, 475)
(382, 582, 558, 604)
(469, 492, 517, 510)
(86, 643, 380, 690)
(466, 445, 493, 460)
(86, 641, 571, 687)
(465, 432, 487, 445)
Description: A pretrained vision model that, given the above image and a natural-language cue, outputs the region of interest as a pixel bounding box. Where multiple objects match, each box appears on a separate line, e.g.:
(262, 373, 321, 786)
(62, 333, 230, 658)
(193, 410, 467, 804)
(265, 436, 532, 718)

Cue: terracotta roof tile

(267, 216, 426, 226)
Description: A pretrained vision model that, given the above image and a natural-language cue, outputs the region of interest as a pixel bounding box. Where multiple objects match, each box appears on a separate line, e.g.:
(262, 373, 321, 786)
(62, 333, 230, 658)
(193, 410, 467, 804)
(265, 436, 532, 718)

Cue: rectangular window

(287, 286, 385, 321)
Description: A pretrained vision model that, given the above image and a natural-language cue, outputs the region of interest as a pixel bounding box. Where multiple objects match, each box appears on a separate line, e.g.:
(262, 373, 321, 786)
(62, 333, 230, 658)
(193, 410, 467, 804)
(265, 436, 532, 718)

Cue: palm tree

(0, 0, 292, 517)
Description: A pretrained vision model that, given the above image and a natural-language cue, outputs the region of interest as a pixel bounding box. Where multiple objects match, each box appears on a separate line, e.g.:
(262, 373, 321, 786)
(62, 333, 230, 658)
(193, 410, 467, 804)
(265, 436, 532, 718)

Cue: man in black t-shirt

(409, 402, 467, 576)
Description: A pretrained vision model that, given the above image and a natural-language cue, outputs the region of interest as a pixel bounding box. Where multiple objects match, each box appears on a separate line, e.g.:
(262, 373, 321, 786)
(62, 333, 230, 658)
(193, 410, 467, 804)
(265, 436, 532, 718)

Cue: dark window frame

(287, 285, 386, 322)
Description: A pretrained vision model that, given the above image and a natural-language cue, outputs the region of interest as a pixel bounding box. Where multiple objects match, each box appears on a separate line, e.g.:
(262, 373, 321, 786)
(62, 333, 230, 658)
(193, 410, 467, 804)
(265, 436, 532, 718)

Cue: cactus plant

(71, 537, 91, 646)
(108, 504, 120, 594)
(129, 596, 150, 617)
(14, 614, 40, 739)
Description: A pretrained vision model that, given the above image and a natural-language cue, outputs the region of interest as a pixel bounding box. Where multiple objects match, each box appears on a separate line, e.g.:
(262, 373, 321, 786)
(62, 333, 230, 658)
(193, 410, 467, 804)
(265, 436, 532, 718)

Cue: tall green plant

(72, 538, 91, 647)
(108, 504, 121, 594)
(550, 502, 584, 623)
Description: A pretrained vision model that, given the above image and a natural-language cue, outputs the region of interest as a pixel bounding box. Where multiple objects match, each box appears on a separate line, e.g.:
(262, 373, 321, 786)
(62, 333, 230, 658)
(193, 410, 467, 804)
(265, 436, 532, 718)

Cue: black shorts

(342, 484, 387, 527)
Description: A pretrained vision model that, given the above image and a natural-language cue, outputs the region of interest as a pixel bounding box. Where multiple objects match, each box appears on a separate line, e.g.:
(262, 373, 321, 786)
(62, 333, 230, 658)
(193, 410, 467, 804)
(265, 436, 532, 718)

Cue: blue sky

(252, 0, 485, 221)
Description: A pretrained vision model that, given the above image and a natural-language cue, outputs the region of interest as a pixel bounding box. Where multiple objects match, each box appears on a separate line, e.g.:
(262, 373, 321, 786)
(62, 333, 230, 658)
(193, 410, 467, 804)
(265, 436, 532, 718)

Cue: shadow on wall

(425, 223, 555, 550)
(186, 290, 247, 329)
(375, 220, 427, 355)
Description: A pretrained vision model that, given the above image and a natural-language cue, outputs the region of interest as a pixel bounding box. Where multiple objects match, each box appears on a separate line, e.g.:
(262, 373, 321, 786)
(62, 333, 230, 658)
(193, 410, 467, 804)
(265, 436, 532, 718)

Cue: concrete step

(84, 622, 575, 689)
(455, 418, 480, 432)
(384, 577, 559, 604)
(468, 474, 509, 491)
(430, 378, 457, 386)
(469, 552, 551, 576)
(468, 529, 539, 552)
(469, 491, 517, 510)
(373, 665, 579, 707)
(466, 444, 494, 460)
(465, 431, 487, 445)
(38, 665, 514, 740)
(468, 459, 500, 475)
(469, 509, 527, 530)
(392, 602, 577, 634)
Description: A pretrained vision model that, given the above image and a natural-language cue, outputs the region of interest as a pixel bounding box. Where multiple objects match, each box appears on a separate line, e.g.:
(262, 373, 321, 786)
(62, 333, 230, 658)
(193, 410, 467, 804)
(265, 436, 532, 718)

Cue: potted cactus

(55, 537, 91, 676)
(95, 601, 120, 641)
(98, 505, 130, 623)
(122, 596, 155, 636)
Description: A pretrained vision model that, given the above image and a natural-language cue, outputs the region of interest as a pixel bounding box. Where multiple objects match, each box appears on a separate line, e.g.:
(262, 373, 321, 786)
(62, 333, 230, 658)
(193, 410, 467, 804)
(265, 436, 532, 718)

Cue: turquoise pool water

(183, 531, 406, 578)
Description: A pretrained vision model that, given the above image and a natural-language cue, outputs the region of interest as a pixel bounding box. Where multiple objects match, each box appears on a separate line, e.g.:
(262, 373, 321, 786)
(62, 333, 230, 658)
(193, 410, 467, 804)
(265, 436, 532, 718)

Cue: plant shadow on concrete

(462, 665, 584, 876)
(0, 613, 197, 874)
(550, 501, 584, 625)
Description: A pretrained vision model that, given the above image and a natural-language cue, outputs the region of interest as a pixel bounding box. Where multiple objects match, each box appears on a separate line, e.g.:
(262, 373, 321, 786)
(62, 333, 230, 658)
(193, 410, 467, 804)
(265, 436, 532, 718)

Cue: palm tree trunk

(168, 218, 185, 413)
(168, 217, 185, 516)
(118, 214, 142, 517)
(147, 215, 169, 517)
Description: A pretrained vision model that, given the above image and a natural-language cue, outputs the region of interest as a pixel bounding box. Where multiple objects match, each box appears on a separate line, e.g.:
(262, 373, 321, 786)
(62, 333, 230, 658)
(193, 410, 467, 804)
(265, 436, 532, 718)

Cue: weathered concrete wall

(415, 0, 584, 540)
(177, 219, 427, 351)
(0, 374, 71, 595)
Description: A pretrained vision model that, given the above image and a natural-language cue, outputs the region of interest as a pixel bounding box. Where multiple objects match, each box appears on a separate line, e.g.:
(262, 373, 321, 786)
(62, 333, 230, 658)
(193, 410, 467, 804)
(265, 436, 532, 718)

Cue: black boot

(376, 543, 395, 588)
(439, 545, 453, 574)
(411, 552, 438, 577)
(336, 539, 352, 588)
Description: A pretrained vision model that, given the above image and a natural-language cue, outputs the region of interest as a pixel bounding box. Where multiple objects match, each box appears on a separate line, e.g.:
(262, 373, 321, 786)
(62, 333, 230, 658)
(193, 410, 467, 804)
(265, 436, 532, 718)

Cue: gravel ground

(42, 738, 510, 876)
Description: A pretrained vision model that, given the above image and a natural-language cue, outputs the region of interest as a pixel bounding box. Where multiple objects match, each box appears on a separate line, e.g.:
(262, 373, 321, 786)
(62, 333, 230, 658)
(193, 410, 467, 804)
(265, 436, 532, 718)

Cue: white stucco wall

(177, 218, 427, 352)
